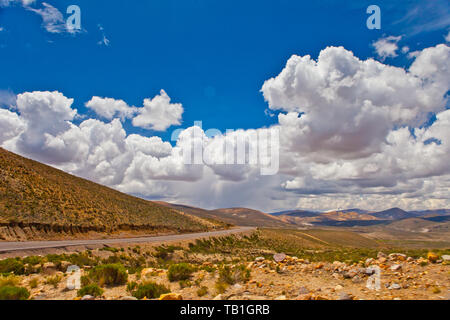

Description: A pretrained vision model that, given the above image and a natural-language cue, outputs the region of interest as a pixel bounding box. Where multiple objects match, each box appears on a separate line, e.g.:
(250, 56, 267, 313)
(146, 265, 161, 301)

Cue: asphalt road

(0, 227, 255, 253)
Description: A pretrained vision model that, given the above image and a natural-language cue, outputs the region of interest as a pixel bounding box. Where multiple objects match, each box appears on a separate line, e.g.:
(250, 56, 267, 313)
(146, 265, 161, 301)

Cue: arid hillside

(157, 202, 290, 228)
(0, 148, 220, 240)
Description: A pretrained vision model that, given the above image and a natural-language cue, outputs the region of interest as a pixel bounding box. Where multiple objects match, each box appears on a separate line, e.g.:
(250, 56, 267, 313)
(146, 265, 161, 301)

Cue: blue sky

(0, 0, 449, 211)
(1, 0, 447, 139)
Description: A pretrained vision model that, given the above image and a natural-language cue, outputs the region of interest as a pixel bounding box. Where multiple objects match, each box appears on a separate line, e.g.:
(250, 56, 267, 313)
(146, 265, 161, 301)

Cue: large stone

(388, 283, 401, 290)
(441, 255, 450, 261)
(427, 252, 439, 263)
(81, 295, 95, 300)
(273, 253, 287, 263)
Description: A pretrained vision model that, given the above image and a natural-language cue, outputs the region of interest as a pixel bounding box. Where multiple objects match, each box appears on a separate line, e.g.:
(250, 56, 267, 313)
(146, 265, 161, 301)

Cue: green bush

(153, 245, 182, 260)
(88, 264, 128, 286)
(80, 275, 92, 287)
(179, 280, 192, 288)
(126, 281, 138, 293)
(22, 256, 44, 266)
(197, 286, 208, 297)
(167, 263, 195, 282)
(77, 284, 104, 297)
(45, 275, 62, 288)
(131, 282, 169, 300)
(0, 286, 30, 300)
(0, 258, 25, 275)
(218, 265, 251, 285)
(0, 275, 21, 287)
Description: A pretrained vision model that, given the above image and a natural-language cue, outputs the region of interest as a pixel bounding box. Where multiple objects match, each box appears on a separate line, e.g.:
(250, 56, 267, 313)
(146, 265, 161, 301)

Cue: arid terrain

(0, 148, 448, 301)
(0, 229, 448, 300)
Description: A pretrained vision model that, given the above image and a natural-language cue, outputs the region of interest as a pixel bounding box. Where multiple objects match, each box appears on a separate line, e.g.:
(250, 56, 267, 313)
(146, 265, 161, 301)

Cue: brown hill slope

(0, 148, 218, 240)
(157, 202, 290, 228)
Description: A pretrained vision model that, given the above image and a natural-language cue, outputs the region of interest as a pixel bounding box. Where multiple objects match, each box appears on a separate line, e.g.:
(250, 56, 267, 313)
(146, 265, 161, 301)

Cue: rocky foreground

(2, 248, 449, 301)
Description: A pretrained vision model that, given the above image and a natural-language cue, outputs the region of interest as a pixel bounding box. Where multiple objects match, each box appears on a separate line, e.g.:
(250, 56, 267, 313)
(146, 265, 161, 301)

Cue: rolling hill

(0, 148, 219, 241)
(209, 208, 289, 227)
(369, 207, 413, 220)
(156, 202, 290, 228)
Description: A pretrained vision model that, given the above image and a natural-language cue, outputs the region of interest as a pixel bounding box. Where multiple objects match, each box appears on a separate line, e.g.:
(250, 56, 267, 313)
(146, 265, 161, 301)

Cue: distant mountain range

(269, 207, 450, 227)
(155, 204, 450, 230)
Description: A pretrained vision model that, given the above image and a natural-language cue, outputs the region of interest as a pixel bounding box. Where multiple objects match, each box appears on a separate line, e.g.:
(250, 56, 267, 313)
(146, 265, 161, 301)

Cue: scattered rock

(363, 268, 375, 275)
(255, 257, 265, 262)
(417, 257, 428, 265)
(389, 253, 407, 261)
(273, 253, 287, 263)
(388, 283, 401, 290)
(81, 295, 95, 300)
(233, 284, 243, 290)
(352, 275, 363, 284)
(295, 294, 313, 300)
(377, 252, 387, 259)
(343, 270, 357, 279)
(390, 264, 402, 271)
(275, 295, 287, 300)
(159, 293, 183, 300)
(441, 255, 450, 262)
(298, 287, 309, 295)
(335, 285, 343, 291)
(427, 252, 439, 263)
(213, 294, 223, 300)
(338, 292, 352, 300)
(120, 296, 138, 300)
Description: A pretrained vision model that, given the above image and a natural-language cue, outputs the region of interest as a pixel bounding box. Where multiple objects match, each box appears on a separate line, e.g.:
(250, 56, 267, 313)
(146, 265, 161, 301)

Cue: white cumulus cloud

(372, 35, 402, 60)
(0, 43, 449, 212)
(85, 97, 136, 120)
(132, 90, 183, 131)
